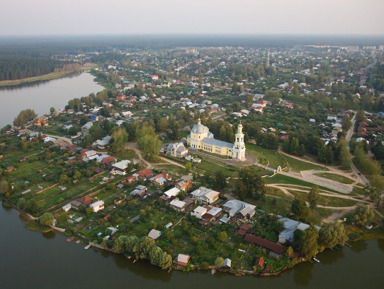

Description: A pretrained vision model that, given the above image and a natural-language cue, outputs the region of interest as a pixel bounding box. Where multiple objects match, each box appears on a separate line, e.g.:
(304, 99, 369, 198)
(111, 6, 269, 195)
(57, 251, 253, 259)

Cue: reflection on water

(0, 71, 83, 91)
(377, 239, 384, 252)
(320, 248, 345, 265)
(350, 241, 368, 253)
(42, 231, 56, 240)
(294, 262, 314, 286)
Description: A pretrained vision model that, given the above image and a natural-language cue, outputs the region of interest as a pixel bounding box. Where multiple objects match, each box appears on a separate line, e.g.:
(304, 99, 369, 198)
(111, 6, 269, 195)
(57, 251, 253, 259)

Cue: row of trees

(114, 235, 172, 269)
(294, 222, 348, 260)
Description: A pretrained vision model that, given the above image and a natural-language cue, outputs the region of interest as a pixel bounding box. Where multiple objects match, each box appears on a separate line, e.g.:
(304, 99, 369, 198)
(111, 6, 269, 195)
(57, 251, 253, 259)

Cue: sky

(0, 0, 383, 36)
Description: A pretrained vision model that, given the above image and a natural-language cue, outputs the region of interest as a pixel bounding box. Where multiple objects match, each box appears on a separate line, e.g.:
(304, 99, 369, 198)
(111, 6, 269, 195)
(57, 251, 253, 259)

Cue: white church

(187, 119, 246, 161)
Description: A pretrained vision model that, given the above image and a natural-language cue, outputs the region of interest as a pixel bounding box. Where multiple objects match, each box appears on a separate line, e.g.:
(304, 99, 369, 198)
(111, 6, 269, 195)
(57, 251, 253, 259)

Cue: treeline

(0, 55, 69, 81)
(114, 235, 173, 269)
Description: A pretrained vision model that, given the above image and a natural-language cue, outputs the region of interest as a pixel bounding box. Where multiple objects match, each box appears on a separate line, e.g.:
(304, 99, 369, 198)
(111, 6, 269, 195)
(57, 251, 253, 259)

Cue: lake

(0, 72, 104, 128)
(0, 203, 383, 289)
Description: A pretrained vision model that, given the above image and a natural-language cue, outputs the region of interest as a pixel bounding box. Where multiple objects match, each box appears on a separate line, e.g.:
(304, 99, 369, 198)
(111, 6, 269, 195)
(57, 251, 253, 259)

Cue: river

(0, 72, 104, 128)
(0, 203, 383, 289)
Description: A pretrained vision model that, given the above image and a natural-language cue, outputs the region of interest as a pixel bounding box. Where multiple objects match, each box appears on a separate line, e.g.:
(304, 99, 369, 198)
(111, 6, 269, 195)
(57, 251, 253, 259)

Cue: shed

(148, 229, 162, 240)
(177, 254, 190, 266)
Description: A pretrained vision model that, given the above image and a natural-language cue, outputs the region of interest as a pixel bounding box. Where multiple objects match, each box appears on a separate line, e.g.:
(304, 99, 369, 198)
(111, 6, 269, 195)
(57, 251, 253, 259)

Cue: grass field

(282, 154, 327, 172)
(246, 144, 285, 168)
(314, 172, 355, 184)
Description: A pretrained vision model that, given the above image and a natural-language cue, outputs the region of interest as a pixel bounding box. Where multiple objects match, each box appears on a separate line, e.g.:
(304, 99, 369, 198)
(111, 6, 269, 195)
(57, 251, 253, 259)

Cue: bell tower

(233, 122, 246, 161)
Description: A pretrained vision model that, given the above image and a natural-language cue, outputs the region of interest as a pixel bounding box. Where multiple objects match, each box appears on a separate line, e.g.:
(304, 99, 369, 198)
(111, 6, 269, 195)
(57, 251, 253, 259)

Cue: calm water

(0, 203, 383, 289)
(0, 72, 103, 127)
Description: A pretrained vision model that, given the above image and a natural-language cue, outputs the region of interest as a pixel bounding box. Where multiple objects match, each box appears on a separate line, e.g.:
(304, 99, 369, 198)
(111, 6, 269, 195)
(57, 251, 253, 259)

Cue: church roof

(191, 123, 209, 134)
(201, 138, 233, 148)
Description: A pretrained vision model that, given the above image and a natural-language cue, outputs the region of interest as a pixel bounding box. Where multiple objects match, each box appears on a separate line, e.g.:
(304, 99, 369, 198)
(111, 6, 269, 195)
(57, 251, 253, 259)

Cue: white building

(89, 200, 104, 213)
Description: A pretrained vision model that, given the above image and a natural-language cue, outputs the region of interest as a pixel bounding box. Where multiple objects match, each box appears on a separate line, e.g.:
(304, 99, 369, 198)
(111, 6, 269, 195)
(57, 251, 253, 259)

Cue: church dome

(191, 119, 209, 134)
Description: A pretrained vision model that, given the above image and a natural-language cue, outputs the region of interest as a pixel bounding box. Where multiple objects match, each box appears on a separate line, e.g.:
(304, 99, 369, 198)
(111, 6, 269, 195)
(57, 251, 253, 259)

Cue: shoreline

(0, 64, 97, 88)
(1, 199, 381, 277)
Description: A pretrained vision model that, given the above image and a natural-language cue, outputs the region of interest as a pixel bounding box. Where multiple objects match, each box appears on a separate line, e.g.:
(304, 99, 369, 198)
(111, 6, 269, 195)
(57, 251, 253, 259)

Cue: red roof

(137, 169, 153, 177)
(237, 223, 251, 236)
(100, 156, 116, 164)
(244, 234, 284, 255)
(77, 196, 93, 206)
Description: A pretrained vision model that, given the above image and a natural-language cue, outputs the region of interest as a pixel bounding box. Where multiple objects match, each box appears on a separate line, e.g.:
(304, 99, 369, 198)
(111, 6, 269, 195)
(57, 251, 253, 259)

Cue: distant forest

(0, 55, 72, 81)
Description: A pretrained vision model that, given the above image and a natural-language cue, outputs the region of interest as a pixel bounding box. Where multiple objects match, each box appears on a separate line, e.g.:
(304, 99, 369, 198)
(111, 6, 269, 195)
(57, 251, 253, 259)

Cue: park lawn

(283, 154, 327, 172)
(246, 144, 285, 168)
(197, 159, 237, 177)
(314, 172, 355, 184)
(289, 190, 358, 207)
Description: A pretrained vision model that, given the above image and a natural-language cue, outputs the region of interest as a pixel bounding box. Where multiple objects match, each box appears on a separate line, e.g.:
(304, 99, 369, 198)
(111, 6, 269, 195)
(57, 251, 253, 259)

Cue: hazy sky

(0, 0, 383, 36)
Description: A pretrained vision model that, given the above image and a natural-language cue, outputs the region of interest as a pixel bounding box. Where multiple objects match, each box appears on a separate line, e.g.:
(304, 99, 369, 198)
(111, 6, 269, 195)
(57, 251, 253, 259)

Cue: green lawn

(282, 154, 327, 172)
(314, 172, 355, 184)
(246, 144, 285, 168)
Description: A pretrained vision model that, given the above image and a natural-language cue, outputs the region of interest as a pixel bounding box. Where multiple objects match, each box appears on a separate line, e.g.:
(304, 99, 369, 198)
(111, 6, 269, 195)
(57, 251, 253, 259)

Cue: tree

(114, 235, 129, 253)
(110, 126, 128, 153)
(294, 225, 319, 259)
(286, 246, 294, 258)
(291, 199, 312, 220)
(185, 162, 192, 172)
(50, 107, 56, 115)
(217, 231, 228, 242)
(17, 197, 27, 210)
(354, 204, 374, 226)
(13, 109, 37, 127)
(215, 257, 224, 268)
(39, 212, 54, 226)
(136, 236, 155, 259)
(236, 167, 266, 200)
(213, 170, 226, 191)
(0, 179, 10, 194)
(319, 222, 348, 249)
(338, 138, 351, 170)
(137, 125, 161, 161)
(308, 186, 319, 209)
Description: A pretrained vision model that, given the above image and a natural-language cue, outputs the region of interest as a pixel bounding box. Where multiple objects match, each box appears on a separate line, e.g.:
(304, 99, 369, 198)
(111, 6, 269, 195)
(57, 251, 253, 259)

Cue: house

(77, 196, 94, 206)
(150, 172, 171, 186)
(148, 229, 162, 240)
(222, 199, 255, 218)
(163, 187, 180, 199)
(81, 150, 97, 159)
(166, 142, 188, 158)
(237, 223, 251, 236)
(6, 166, 16, 172)
(190, 187, 220, 204)
(223, 258, 232, 269)
(130, 185, 148, 197)
(82, 122, 93, 135)
(99, 156, 117, 168)
(123, 175, 136, 185)
(175, 179, 192, 192)
(191, 206, 208, 219)
(244, 234, 284, 256)
(132, 169, 154, 180)
(62, 203, 72, 212)
(169, 199, 187, 211)
(89, 200, 104, 213)
(278, 217, 321, 244)
(111, 160, 131, 175)
(177, 254, 190, 266)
